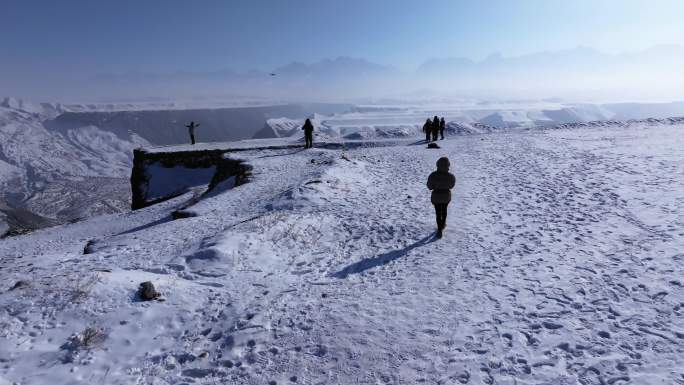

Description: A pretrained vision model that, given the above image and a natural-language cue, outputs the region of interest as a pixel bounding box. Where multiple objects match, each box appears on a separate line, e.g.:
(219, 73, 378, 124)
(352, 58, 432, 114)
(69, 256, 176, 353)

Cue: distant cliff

(48, 103, 352, 145)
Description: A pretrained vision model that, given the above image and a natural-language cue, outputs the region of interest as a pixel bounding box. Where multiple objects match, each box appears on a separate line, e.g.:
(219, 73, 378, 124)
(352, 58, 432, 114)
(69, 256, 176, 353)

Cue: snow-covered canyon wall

(130, 147, 253, 210)
(0, 101, 143, 236)
(48, 103, 352, 145)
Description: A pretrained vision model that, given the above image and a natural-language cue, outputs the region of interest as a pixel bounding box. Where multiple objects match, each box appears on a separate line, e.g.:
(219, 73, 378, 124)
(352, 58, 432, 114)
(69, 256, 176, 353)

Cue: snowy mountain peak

(0, 96, 68, 118)
(0, 97, 43, 114)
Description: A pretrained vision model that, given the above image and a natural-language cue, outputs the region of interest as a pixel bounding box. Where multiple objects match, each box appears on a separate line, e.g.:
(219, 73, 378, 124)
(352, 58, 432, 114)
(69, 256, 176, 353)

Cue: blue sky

(2, 0, 684, 101)
(3, 0, 684, 74)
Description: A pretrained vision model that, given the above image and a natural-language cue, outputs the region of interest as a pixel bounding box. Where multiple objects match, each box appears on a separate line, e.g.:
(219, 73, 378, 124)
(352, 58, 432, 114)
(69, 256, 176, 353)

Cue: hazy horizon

(3, 0, 684, 103)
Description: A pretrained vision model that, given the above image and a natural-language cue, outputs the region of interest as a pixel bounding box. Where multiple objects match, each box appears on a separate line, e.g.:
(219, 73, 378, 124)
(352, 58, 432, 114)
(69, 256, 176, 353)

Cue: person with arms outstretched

(302, 118, 314, 149)
(427, 157, 455, 238)
(186, 121, 200, 145)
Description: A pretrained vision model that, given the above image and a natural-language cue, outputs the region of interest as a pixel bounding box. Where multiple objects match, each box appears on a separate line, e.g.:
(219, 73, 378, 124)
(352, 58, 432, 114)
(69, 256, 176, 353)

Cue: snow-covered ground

(3, 96, 684, 235)
(1, 121, 682, 384)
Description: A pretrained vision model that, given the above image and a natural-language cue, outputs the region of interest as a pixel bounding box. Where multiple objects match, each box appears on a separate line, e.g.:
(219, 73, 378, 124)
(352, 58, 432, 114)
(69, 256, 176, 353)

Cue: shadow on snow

(116, 216, 173, 236)
(331, 234, 436, 279)
(255, 149, 307, 159)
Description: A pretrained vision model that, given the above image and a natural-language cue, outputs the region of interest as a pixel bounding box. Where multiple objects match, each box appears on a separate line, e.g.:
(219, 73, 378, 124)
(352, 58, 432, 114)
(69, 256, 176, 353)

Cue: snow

(1, 119, 683, 384)
(0, 220, 8, 237)
(0, 105, 147, 229)
(261, 118, 305, 138)
(3, 95, 684, 232)
(0, 99, 350, 231)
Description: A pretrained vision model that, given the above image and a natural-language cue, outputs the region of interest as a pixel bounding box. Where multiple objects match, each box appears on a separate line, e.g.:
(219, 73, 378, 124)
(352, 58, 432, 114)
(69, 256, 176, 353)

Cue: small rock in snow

(9, 280, 30, 291)
(138, 281, 160, 301)
(83, 240, 97, 254)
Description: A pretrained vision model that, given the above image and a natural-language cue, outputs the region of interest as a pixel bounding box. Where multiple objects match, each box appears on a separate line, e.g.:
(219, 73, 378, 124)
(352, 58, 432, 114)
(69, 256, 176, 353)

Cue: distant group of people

(423, 116, 446, 142)
(300, 116, 448, 150)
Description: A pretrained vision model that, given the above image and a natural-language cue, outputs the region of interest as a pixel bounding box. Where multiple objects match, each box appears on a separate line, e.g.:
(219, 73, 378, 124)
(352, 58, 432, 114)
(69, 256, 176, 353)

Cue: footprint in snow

(542, 321, 563, 330)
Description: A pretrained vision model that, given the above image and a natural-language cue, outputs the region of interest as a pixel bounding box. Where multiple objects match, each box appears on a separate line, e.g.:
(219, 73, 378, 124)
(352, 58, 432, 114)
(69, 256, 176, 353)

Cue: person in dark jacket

(423, 119, 432, 142)
(439, 117, 446, 140)
(427, 157, 456, 238)
(185, 121, 200, 145)
(302, 118, 314, 148)
(431, 116, 440, 142)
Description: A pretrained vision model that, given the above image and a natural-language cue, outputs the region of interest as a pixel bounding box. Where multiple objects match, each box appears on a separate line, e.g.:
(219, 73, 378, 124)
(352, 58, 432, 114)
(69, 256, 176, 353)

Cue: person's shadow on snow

(331, 234, 436, 279)
(407, 139, 430, 146)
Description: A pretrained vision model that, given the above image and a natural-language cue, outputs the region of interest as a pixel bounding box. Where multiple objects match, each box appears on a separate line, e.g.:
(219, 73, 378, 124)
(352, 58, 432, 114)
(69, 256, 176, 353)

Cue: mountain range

(81, 45, 684, 102)
(6, 46, 684, 102)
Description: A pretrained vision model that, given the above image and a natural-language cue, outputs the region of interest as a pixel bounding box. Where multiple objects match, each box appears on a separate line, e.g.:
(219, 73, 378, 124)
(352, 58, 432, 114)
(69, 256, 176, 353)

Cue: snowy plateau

(0, 98, 683, 385)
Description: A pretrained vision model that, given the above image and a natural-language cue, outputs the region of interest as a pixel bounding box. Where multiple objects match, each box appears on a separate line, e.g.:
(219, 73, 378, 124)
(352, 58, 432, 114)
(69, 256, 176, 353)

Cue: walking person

(439, 117, 446, 140)
(185, 121, 200, 145)
(302, 118, 314, 149)
(427, 157, 456, 238)
(431, 116, 440, 142)
(423, 119, 432, 142)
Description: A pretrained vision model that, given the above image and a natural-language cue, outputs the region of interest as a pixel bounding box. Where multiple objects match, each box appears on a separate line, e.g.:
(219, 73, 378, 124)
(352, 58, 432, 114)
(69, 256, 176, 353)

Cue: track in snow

(1, 124, 683, 385)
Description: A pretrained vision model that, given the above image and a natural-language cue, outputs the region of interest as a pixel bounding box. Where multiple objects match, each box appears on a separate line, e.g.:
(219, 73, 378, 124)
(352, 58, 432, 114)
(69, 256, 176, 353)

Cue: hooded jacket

(427, 157, 456, 204)
(302, 119, 314, 133)
(423, 120, 432, 134)
(432, 117, 440, 133)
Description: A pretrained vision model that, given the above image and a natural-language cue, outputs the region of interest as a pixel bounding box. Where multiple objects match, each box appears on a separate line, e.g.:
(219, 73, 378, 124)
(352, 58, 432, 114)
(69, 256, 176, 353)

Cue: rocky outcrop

(130, 148, 252, 210)
(0, 203, 58, 238)
(138, 281, 161, 301)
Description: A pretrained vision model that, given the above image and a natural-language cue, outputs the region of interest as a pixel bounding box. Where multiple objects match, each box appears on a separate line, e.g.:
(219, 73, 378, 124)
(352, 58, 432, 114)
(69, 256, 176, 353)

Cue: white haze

(4, 46, 684, 104)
